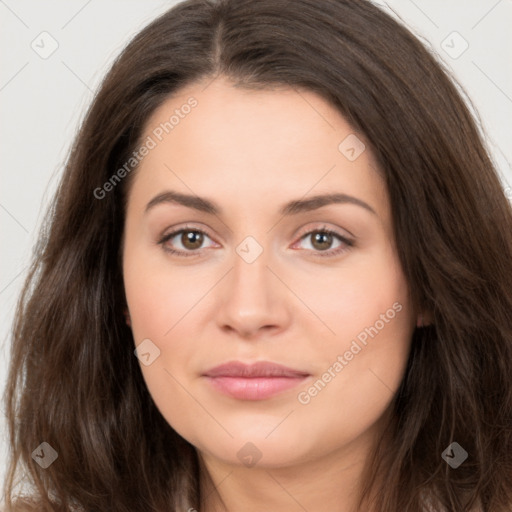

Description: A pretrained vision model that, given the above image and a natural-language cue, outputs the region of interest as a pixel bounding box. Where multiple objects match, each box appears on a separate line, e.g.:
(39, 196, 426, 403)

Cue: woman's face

(122, 76, 416, 470)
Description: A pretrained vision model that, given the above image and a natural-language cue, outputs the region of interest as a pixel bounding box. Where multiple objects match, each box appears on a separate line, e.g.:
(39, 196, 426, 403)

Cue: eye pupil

(182, 230, 203, 249)
(312, 231, 332, 250)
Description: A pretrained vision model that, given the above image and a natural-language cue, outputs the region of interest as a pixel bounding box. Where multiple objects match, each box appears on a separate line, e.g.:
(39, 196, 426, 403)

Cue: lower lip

(204, 376, 308, 400)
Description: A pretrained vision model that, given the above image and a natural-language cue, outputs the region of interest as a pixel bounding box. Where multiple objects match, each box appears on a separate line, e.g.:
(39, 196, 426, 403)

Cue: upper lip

(202, 361, 310, 378)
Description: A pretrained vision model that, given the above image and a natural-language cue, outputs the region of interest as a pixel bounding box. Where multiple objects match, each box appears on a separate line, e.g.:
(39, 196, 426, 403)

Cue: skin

(122, 76, 420, 512)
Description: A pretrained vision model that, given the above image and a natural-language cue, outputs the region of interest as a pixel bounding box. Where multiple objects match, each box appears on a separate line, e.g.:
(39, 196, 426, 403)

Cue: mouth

(202, 361, 311, 401)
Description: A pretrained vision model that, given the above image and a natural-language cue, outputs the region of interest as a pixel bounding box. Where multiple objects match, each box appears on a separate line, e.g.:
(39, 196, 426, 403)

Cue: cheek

(123, 243, 205, 340)
(294, 247, 413, 441)
(123, 252, 207, 444)
(299, 243, 412, 353)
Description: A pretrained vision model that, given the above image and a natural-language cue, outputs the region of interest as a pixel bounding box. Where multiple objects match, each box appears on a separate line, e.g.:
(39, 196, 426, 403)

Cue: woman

(3, 0, 512, 510)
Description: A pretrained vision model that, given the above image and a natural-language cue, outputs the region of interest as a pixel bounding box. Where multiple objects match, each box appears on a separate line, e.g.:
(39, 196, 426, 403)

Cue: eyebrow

(144, 190, 377, 217)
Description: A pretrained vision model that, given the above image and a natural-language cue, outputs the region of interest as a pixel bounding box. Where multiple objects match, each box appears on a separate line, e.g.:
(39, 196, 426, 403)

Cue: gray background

(1, 0, 511, 495)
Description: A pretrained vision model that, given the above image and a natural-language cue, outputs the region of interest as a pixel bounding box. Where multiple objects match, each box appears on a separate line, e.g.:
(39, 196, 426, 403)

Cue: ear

(124, 308, 131, 328)
(416, 310, 434, 328)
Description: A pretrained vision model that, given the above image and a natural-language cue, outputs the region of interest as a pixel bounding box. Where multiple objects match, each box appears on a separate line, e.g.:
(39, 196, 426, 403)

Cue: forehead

(128, 77, 389, 225)
(142, 77, 361, 165)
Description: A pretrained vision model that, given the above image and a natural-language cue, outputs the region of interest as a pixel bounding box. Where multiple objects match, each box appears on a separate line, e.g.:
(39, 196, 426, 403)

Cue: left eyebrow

(279, 193, 377, 217)
(144, 190, 377, 217)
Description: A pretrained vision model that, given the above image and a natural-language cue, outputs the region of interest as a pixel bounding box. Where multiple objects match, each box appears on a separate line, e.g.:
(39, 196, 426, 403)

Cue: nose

(215, 244, 291, 340)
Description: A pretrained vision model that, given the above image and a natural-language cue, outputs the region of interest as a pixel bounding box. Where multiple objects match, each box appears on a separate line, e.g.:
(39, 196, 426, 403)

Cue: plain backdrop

(1, 0, 511, 496)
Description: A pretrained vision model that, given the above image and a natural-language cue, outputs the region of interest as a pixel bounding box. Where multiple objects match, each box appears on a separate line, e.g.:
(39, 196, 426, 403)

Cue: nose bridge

(230, 233, 273, 302)
(215, 232, 287, 336)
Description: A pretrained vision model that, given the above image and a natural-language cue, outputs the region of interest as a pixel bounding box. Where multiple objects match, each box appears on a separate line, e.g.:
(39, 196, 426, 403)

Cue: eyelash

(157, 224, 354, 258)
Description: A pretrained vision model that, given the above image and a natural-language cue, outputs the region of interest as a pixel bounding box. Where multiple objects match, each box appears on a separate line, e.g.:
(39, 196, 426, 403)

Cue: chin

(192, 428, 312, 469)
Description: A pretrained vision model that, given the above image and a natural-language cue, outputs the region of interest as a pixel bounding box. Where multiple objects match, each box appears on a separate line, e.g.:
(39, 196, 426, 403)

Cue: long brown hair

(3, 0, 512, 510)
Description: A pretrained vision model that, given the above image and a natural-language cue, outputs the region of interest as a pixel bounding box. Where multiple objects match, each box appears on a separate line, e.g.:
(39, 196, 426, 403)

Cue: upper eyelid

(161, 224, 216, 242)
(295, 224, 352, 240)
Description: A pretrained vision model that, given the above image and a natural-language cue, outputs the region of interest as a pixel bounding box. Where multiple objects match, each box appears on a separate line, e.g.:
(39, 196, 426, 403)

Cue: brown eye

(180, 230, 204, 250)
(294, 227, 354, 258)
(158, 227, 216, 257)
(310, 231, 334, 251)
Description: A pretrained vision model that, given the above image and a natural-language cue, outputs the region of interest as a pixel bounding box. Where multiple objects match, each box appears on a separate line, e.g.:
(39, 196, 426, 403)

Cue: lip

(202, 361, 310, 401)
